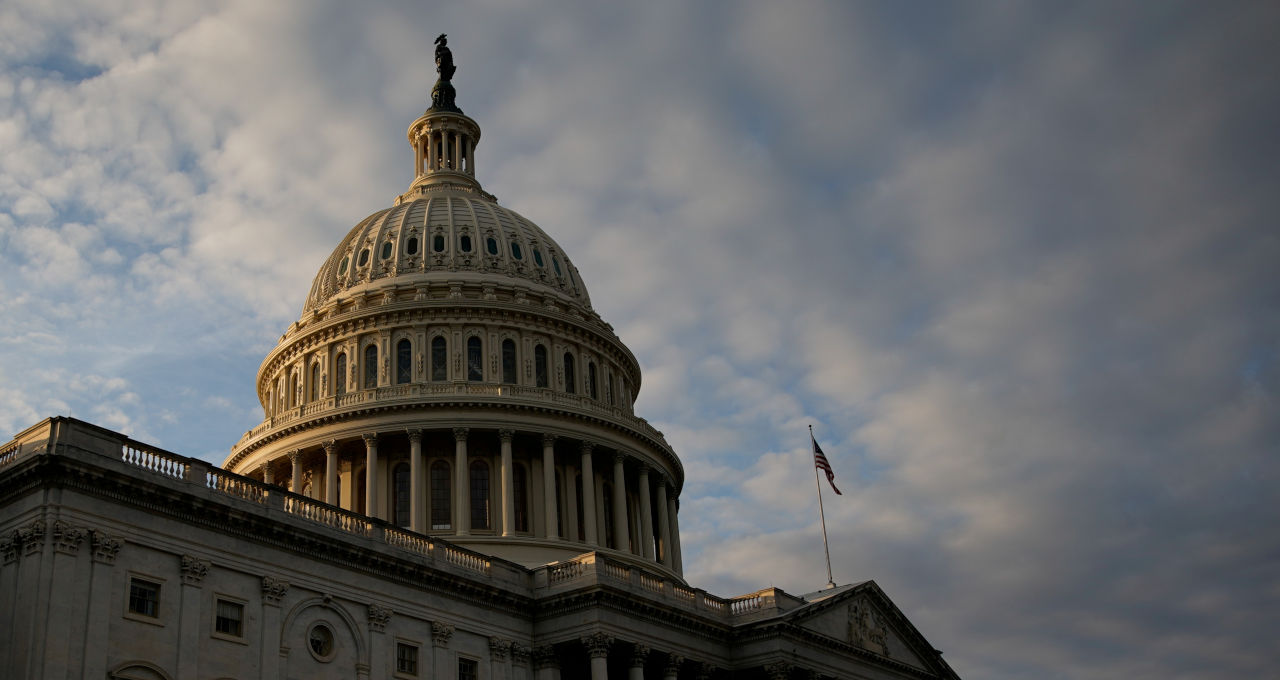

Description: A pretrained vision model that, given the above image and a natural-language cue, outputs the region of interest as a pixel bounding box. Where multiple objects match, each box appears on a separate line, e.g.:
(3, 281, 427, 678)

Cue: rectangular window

(397, 642, 419, 675)
(128, 578, 160, 618)
(215, 599, 244, 637)
(459, 657, 479, 680)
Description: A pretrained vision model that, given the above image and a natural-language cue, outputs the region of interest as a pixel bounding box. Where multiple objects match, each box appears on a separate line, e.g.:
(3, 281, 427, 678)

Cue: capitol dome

(224, 46, 684, 578)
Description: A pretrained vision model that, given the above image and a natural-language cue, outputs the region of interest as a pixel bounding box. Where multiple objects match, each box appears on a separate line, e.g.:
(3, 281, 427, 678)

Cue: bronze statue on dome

(430, 33, 461, 113)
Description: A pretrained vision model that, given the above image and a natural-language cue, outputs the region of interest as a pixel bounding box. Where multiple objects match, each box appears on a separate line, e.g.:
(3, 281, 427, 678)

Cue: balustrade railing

(729, 594, 761, 615)
(121, 443, 188, 480)
(205, 469, 267, 504)
(282, 495, 373, 536)
(439, 543, 491, 575)
(385, 527, 433, 557)
(548, 557, 587, 583)
(0, 443, 20, 469)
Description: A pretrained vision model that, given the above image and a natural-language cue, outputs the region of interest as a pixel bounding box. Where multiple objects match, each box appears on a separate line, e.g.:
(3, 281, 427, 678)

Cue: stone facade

(0, 418, 959, 680)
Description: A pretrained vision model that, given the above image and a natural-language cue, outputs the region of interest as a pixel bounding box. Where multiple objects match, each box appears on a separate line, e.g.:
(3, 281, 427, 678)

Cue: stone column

(564, 461, 579, 541)
(290, 449, 304, 496)
(44, 521, 88, 678)
(669, 491, 683, 574)
(664, 654, 684, 680)
(409, 429, 424, 532)
(363, 433, 379, 519)
(637, 465, 655, 560)
(432, 621, 455, 680)
(656, 479, 671, 568)
(261, 461, 274, 485)
(612, 453, 629, 552)
(500, 429, 516, 537)
(490, 637, 513, 680)
(261, 576, 289, 680)
(534, 646, 561, 680)
(324, 440, 339, 505)
(582, 633, 612, 680)
(580, 442, 598, 546)
(367, 604, 392, 680)
(454, 427, 470, 536)
(82, 531, 122, 680)
(177, 555, 210, 680)
(630, 644, 650, 680)
(542, 434, 558, 539)
(512, 644, 532, 680)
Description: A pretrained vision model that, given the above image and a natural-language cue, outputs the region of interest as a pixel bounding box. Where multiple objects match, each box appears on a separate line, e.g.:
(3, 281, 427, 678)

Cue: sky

(2, 2, 1278, 678)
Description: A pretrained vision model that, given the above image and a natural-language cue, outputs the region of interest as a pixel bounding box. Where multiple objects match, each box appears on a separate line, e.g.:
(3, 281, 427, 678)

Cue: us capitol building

(0, 38, 960, 680)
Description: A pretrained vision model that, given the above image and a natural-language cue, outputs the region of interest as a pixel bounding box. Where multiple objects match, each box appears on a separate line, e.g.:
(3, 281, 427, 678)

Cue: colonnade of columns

(263, 427, 683, 572)
(415, 127, 476, 177)
(528, 634, 734, 680)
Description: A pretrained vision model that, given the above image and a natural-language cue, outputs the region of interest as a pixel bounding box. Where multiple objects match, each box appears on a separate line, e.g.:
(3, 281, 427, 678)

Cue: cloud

(1, 3, 1277, 679)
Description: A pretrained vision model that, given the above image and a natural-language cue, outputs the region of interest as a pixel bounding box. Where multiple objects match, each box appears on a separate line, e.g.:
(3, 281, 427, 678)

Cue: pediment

(792, 590, 929, 671)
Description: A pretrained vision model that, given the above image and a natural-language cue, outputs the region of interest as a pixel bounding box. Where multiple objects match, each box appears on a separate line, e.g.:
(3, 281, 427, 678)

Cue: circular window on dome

(510, 242, 523, 260)
(486, 237, 498, 255)
(460, 235, 472, 253)
(433, 234, 445, 253)
(308, 623, 335, 662)
(337, 256, 349, 276)
(533, 248, 544, 267)
(406, 237, 419, 255)
(381, 241, 393, 259)
(358, 249, 370, 267)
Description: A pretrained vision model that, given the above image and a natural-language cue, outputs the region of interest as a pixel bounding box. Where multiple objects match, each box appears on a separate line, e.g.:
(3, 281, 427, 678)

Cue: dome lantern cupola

(405, 34, 485, 197)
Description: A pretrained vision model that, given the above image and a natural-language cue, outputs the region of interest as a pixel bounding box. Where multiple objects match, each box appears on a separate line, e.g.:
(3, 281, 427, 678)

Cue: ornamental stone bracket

(51, 520, 89, 555)
(581, 632, 613, 659)
(511, 643, 531, 667)
(664, 654, 685, 677)
(431, 620, 455, 648)
(631, 644, 650, 668)
(18, 520, 46, 556)
(489, 636, 512, 661)
(532, 645, 560, 671)
(368, 603, 393, 632)
(262, 575, 290, 605)
(180, 554, 211, 585)
(0, 535, 17, 565)
(91, 530, 123, 564)
(764, 662, 792, 680)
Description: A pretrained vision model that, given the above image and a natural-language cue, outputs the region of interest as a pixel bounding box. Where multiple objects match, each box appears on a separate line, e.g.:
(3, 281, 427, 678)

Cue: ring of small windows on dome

(533, 248, 544, 267)
(486, 237, 498, 255)
(358, 248, 370, 267)
(381, 241, 394, 259)
(552, 256, 562, 277)
(337, 256, 349, 276)
(510, 242, 523, 260)
(406, 236, 419, 255)
(460, 235, 472, 252)
(433, 234, 445, 253)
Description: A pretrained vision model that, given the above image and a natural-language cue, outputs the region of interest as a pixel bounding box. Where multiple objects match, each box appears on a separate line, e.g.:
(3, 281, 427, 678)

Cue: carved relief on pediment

(848, 596, 890, 657)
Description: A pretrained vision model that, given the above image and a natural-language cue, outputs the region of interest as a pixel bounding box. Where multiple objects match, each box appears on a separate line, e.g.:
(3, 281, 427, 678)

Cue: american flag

(812, 434, 842, 495)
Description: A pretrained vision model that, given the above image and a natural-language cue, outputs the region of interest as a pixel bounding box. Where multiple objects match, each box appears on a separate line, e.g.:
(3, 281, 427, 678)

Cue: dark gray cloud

(1, 2, 1277, 677)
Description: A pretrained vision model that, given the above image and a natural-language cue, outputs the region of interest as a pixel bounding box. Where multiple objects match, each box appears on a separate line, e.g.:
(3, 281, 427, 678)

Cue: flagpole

(811, 424, 836, 588)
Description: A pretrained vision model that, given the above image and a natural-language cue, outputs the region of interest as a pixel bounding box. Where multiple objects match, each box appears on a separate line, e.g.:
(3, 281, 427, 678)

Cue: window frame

(124, 574, 163, 625)
(212, 595, 248, 643)
(395, 640, 421, 678)
(396, 338, 413, 385)
(364, 343, 378, 390)
(430, 459, 452, 530)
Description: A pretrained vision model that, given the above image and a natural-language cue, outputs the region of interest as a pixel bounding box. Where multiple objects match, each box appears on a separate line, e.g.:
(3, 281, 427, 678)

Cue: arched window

(396, 339, 412, 384)
(288, 372, 298, 408)
(470, 461, 490, 530)
(514, 463, 529, 533)
(574, 472, 585, 540)
(363, 344, 378, 389)
(501, 339, 517, 384)
(588, 362, 599, 400)
(431, 336, 448, 381)
(430, 461, 451, 530)
(467, 337, 483, 382)
(606, 370, 614, 405)
(534, 344, 549, 388)
(309, 362, 320, 401)
(563, 353, 576, 394)
(334, 353, 347, 396)
(393, 463, 411, 528)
